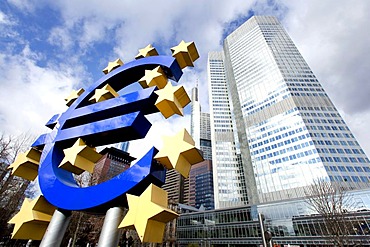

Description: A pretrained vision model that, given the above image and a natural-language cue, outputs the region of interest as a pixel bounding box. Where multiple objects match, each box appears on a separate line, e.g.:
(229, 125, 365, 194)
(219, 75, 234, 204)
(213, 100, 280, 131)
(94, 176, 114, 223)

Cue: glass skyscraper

(189, 86, 214, 210)
(191, 86, 212, 160)
(208, 16, 370, 208)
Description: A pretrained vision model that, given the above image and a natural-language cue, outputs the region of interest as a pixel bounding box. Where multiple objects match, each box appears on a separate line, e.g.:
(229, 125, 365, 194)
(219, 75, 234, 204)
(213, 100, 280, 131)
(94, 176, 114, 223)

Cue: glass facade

(191, 87, 212, 160)
(208, 52, 249, 209)
(189, 87, 214, 210)
(208, 16, 370, 207)
(177, 189, 370, 246)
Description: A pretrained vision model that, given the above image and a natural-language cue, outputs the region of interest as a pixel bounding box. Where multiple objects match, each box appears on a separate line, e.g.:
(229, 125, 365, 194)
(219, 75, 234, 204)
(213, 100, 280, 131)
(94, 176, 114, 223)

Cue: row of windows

(298, 106, 336, 112)
(310, 130, 343, 138)
(321, 156, 368, 164)
(214, 119, 232, 123)
(215, 129, 233, 132)
(252, 134, 311, 156)
(304, 118, 351, 129)
(317, 148, 364, 155)
(301, 111, 340, 118)
(211, 90, 228, 94)
(326, 165, 370, 173)
(212, 106, 231, 110)
(329, 175, 370, 183)
(280, 70, 314, 76)
(286, 78, 318, 82)
(310, 131, 353, 138)
(213, 103, 230, 107)
(214, 115, 232, 119)
(253, 142, 315, 162)
(292, 92, 328, 97)
(289, 86, 324, 92)
(313, 139, 358, 146)
(251, 127, 308, 148)
(214, 124, 233, 128)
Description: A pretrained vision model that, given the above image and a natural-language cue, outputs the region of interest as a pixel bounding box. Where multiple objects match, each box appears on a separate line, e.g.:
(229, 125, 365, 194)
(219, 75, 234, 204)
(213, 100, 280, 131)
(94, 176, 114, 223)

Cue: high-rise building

(162, 169, 189, 204)
(190, 87, 212, 160)
(189, 160, 214, 210)
(189, 86, 214, 210)
(91, 147, 135, 185)
(119, 142, 130, 152)
(208, 16, 370, 209)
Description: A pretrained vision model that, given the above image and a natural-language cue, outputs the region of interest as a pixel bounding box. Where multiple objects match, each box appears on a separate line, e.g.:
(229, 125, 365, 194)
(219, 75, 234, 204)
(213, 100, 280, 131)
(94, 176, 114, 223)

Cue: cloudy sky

(0, 0, 370, 158)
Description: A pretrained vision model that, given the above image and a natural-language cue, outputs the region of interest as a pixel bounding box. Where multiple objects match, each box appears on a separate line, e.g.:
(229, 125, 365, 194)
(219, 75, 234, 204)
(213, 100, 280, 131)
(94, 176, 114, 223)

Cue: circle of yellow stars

(8, 40, 202, 243)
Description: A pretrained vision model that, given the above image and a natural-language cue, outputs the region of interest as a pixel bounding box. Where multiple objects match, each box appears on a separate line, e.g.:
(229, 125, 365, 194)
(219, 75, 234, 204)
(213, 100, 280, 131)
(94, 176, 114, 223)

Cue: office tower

(91, 147, 135, 185)
(208, 16, 370, 208)
(189, 86, 214, 210)
(119, 142, 130, 152)
(189, 160, 214, 210)
(190, 87, 212, 160)
(162, 169, 189, 204)
(113, 141, 129, 152)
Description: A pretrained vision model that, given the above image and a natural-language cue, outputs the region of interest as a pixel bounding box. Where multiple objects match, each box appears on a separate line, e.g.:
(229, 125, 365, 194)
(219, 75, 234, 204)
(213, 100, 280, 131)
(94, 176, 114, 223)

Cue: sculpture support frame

(40, 209, 71, 247)
(97, 207, 125, 247)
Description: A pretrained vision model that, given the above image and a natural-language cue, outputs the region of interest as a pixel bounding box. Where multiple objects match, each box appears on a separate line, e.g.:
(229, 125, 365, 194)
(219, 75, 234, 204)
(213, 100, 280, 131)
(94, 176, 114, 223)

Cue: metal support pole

(97, 207, 125, 247)
(40, 209, 71, 247)
(268, 240, 273, 247)
(258, 213, 267, 247)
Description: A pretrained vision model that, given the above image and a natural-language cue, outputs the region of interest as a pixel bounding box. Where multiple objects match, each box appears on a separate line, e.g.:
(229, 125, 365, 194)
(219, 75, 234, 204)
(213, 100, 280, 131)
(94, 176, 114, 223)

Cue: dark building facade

(189, 160, 214, 210)
(189, 86, 214, 210)
(92, 147, 135, 185)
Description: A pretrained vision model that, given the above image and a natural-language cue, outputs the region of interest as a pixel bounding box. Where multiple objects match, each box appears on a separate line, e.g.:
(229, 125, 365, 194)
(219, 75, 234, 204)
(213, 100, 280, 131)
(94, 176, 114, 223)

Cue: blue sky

(1, 0, 370, 158)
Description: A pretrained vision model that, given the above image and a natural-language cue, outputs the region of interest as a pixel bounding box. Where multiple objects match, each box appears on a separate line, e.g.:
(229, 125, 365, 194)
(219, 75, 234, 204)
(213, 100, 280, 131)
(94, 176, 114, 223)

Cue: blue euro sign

(32, 56, 183, 213)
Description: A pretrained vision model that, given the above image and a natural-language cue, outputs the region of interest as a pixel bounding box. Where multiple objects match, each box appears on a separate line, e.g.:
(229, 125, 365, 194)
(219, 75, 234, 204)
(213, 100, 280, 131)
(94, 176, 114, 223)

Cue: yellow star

(154, 129, 203, 178)
(170, 40, 199, 69)
(102, 58, 124, 74)
(8, 148, 41, 181)
(135, 44, 159, 59)
(138, 66, 168, 89)
(8, 196, 55, 240)
(118, 184, 178, 243)
(89, 84, 119, 103)
(65, 88, 85, 107)
(154, 82, 190, 118)
(59, 138, 102, 175)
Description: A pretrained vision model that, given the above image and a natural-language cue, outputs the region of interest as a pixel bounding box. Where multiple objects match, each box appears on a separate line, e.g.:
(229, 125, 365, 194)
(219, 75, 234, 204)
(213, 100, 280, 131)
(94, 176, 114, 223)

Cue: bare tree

(61, 172, 105, 247)
(0, 133, 14, 181)
(304, 179, 358, 246)
(0, 132, 37, 242)
(0, 133, 36, 199)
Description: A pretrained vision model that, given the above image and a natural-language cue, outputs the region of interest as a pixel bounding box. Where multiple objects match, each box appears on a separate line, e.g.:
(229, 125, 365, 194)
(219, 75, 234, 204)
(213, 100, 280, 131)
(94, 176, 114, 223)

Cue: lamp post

(258, 213, 273, 247)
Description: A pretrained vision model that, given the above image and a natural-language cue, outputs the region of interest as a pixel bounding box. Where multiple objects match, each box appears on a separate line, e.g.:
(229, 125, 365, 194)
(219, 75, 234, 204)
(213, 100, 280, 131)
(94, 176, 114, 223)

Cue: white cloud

(7, 0, 37, 12)
(0, 10, 19, 42)
(129, 114, 191, 159)
(0, 11, 12, 25)
(48, 26, 74, 51)
(3, 0, 370, 158)
(279, 0, 370, 155)
(0, 45, 82, 137)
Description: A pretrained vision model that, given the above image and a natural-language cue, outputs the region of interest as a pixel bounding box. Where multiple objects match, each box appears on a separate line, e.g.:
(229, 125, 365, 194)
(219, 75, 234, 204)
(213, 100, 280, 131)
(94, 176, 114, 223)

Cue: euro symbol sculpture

(8, 41, 203, 245)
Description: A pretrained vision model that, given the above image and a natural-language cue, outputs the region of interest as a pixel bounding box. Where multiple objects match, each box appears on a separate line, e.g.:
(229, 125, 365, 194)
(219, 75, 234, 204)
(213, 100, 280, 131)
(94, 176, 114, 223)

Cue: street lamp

(258, 213, 273, 247)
